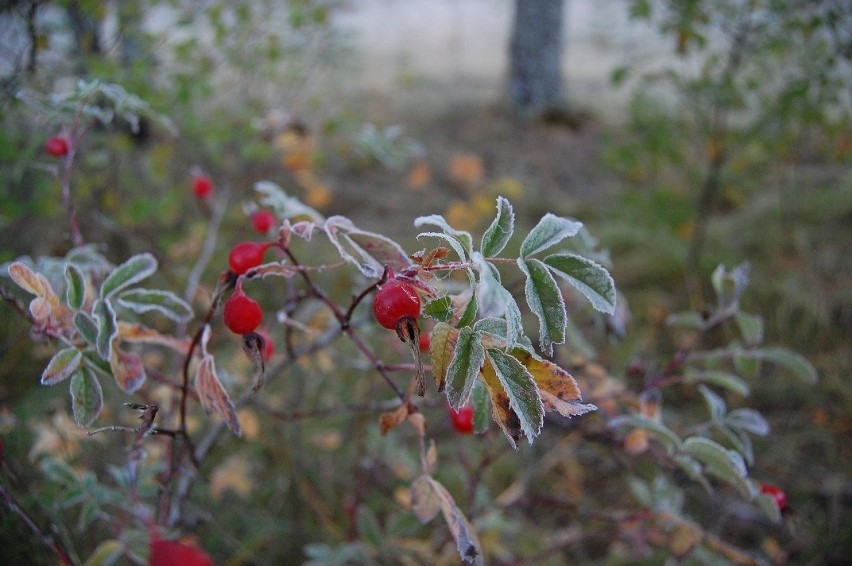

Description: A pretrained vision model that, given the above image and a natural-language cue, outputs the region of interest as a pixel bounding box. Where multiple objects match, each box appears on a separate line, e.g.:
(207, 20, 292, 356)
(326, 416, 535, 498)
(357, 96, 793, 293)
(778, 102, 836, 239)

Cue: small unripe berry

(45, 135, 69, 157)
(448, 404, 474, 434)
(192, 174, 213, 198)
(251, 209, 277, 234)
(228, 241, 270, 275)
(373, 278, 421, 330)
(224, 288, 263, 334)
(760, 483, 788, 511)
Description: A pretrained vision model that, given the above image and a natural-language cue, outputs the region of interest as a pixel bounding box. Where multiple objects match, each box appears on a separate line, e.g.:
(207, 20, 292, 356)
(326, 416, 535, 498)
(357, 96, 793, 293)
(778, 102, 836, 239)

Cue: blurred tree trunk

(508, 0, 568, 121)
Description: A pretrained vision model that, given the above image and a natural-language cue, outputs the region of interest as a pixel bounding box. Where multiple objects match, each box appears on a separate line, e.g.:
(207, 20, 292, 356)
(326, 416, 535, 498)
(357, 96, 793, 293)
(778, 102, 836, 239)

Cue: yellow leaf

(8, 262, 60, 308)
(429, 322, 458, 392)
(512, 348, 596, 418)
(480, 359, 522, 449)
(118, 322, 192, 355)
(379, 403, 411, 436)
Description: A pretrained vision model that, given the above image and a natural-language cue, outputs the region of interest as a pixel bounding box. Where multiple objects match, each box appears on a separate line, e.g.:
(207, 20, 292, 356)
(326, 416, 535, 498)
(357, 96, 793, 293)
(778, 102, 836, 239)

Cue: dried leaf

(195, 355, 241, 436)
(480, 359, 522, 449)
(485, 348, 544, 444)
(429, 322, 459, 392)
(324, 215, 411, 277)
(379, 403, 411, 436)
(411, 475, 483, 565)
(7, 262, 60, 308)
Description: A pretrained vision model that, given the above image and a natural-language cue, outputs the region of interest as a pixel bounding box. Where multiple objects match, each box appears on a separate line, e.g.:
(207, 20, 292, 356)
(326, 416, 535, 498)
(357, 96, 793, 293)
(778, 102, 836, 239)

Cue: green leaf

(445, 327, 485, 409)
(99, 253, 157, 299)
(414, 214, 473, 258)
(480, 196, 514, 257)
(724, 408, 770, 436)
(82, 350, 113, 380)
(74, 312, 99, 345)
(543, 252, 617, 314)
(682, 436, 753, 497)
(698, 385, 727, 421)
(684, 369, 750, 396)
(117, 289, 193, 322)
(41, 347, 82, 386)
(70, 368, 103, 428)
(755, 347, 817, 384)
(735, 311, 763, 345)
(456, 285, 478, 328)
(519, 213, 582, 258)
(82, 539, 124, 566)
(423, 296, 454, 322)
(64, 264, 86, 310)
(754, 492, 782, 523)
(518, 258, 566, 357)
(609, 415, 683, 454)
(356, 505, 383, 548)
(470, 379, 490, 434)
(485, 348, 544, 444)
(93, 299, 117, 360)
(665, 311, 707, 330)
(41, 457, 80, 485)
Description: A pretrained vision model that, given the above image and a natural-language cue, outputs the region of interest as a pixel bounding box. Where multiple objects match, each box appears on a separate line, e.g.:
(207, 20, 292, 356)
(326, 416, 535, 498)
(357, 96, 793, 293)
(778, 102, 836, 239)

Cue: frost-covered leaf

(74, 313, 98, 345)
(518, 258, 566, 356)
(665, 311, 707, 330)
(70, 369, 103, 428)
(324, 216, 411, 277)
(99, 253, 157, 299)
(725, 408, 770, 436)
(414, 214, 473, 258)
(609, 415, 683, 454)
(456, 284, 479, 328)
(117, 322, 192, 354)
(519, 213, 582, 258)
(698, 385, 727, 421)
(445, 327, 485, 409)
(543, 252, 616, 315)
(511, 348, 597, 418)
(755, 347, 817, 384)
(64, 264, 86, 310)
(117, 289, 193, 322)
(485, 349, 544, 444)
(109, 346, 146, 393)
(410, 475, 483, 565)
(7, 262, 60, 308)
(429, 322, 458, 392)
(684, 369, 750, 396)
(41, 348, 82, 386)
(480, 197, 514, 257)
(255, 180, 325, 223)
(682, 436, 753, 497)
(93, 299, 117, 360)
(735, 311, 763, 346)
(423, 296, 454, 322)
(712, 262, 750, 310)
(195, 355, 241, 436)
(470, 379, 490, 434)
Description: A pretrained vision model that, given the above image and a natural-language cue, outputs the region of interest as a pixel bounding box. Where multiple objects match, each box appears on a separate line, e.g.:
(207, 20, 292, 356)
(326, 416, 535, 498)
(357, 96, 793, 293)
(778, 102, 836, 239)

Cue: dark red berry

(149, 537, 214, 566)
(228, 241, 270, 275)
(251, 209, 277, 234)
(224, 289, 263, 334)
(192, 174, 213, 198)
(448, 404, 474, 434)
(760, 483, 788, 511)
(45, 136, 69, 157)
(373, 278, 421, 330)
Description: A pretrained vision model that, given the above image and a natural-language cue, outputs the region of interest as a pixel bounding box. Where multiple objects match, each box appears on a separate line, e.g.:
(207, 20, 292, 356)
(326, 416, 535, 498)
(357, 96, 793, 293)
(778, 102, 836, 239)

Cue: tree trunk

(507, 0, 567, 120)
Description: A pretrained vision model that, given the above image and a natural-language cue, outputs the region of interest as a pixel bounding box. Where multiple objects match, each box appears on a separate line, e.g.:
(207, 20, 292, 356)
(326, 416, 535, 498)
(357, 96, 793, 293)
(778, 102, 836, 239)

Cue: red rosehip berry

(373, 278, 421, 330)
(224, 288, 263, 335)
(418, 332, 430, 353)
(228, 241, 270, 275)
(760, 483, 788, 511)
(257, 328, 274, 362)
(192, 174, 213, 198)
(45, 135, 69, 157)
(149, 537, 214, 566)
(251, 209, 277, 234)
(448, 404, 474, 434)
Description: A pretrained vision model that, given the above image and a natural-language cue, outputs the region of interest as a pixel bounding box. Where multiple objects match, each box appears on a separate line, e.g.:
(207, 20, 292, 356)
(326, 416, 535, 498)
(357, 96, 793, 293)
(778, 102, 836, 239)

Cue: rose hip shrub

(0, 80, 823, 566)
